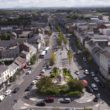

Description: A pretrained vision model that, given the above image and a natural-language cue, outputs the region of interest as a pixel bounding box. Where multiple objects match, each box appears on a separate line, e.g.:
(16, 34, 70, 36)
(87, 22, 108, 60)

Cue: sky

(0, 0, 110, 8)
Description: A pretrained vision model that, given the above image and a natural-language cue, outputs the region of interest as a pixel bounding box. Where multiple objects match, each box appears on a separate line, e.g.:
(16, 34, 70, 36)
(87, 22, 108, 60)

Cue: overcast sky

(0, 0, 110, 8)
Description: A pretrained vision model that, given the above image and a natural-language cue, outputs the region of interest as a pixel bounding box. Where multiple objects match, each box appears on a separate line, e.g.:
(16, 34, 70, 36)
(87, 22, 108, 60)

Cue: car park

(84, 69, 89, 75)
(91, 83, 98, 91)
(60, 98, 71, 104)
(36, 101, 46, 106)
(94, 77, 100, 83)
(12, 87, 19, 93)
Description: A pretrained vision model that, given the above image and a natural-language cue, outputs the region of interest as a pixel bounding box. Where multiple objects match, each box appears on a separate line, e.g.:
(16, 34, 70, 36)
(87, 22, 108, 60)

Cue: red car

(45, 97, 54, 103)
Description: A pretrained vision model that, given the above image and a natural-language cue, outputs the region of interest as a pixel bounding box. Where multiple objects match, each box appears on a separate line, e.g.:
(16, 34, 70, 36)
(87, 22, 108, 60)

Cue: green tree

(68, 79, 84, 92)
(0, 33, 11, 40)
(67, 50, 73, 64)
(36, 77, 59, 95)
(50, 52, 56, 66)
(57, 32, 63, 47)
(64, 38, 68, 45)
(52, 67, 59, 76)
(30, 54, 37, 65)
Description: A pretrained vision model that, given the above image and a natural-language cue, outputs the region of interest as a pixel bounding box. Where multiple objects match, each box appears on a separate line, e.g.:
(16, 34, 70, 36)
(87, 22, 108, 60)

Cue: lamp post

(97, 93, 101, 110)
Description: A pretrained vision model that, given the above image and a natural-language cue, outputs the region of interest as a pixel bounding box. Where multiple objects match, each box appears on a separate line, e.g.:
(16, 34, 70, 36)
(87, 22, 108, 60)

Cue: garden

(36, 67, 84, 97)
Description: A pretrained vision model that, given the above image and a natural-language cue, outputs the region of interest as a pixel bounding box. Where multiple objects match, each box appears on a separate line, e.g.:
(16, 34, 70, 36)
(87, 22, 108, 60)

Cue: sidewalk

(75, 90, 95, 103)
(55, 48, 79, 79)
(1, 58, 42, 95)
(92, 101, 110, 110)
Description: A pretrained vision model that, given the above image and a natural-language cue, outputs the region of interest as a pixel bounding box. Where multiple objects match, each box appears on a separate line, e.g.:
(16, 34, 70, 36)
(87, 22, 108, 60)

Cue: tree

(36, 77, 59, 95)
(30, 54, 37, 65)
(67, 50, 73, 64)
(50, 52, 56, 66)
(0, 33, 11, 40)
(68, 79, 84, 92)
(57, 32, 63, 47)
(63, 37, 68, 46)
(52, 67, 59, 77)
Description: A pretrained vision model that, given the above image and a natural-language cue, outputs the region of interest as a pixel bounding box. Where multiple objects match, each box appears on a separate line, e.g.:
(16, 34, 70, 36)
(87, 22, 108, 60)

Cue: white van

(0, 95, 5, 102)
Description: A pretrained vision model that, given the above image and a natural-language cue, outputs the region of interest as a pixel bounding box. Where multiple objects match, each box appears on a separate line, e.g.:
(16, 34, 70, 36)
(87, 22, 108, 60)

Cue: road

(0, 32, 57, 110)
(1, 31, 110, 110)
(67, 33, 110, 106)
(0, 59, 46, 110)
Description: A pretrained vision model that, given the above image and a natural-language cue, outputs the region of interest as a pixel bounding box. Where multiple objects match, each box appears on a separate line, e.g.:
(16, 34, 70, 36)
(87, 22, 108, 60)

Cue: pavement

(75, 90, 95, 103)
(1, 32, 110, 110)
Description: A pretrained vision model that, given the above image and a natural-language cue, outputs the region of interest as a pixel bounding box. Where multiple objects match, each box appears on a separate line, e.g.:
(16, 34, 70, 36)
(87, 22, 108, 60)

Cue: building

(0, 40, 20, 61)
(102, 16, 110, 22)
(8, 63, 19, 78)
(14, 56, 26, 69)
(0, 63, 19, 91)
(20, 42, 37, 59)
(101, 28, 110, 36)
(0, 65, 8, 87)
(18, 31, 32, 38)
(20, 51, 30, 62)
(99, 49, 110, 79)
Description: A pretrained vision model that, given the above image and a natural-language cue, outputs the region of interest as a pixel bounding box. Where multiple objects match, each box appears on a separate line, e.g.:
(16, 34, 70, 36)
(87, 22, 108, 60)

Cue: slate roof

(0, 65, 7, 73)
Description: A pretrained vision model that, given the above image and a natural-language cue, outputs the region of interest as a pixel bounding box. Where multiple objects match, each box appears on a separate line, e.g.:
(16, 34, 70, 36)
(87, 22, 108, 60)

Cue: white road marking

(95, 103, 99, 107)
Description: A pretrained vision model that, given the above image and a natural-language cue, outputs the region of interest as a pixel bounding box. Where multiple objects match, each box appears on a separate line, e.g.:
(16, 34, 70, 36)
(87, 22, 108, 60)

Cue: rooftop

(14, 56, 26, 66)
(8, 63, 18, 71)
(0, 65, 7, 73)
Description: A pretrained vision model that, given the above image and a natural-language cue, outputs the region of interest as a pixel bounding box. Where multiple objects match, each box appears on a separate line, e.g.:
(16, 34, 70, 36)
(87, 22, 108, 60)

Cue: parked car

(84, 69, 89, 75)
(5, 89, 12, 96)
(32, 80, 38, 85)
(83, 57, 87, 62)
(91, 72, 95, 77)
(26, 70, 32, 75)
(86, 86, 93, 93)
(36, 101, 46, 106)
(94, 77, 100, 83)
(93, 94, 100, 102)
(93, 97, 99, 102)
(99, 82, 105, 88)
(12, 87, 19, 93)
(0, 95, 5, 102)
(75, 71, 80, 75)
(60, 98, 71, 104)
(35, 76, 41, 80)
(25, 85, 32, 92)
(45, 97, 54, 103)
(41, 69, 45, 73)
(14, 99, 17, 103)
(91, 83, 98, 91)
